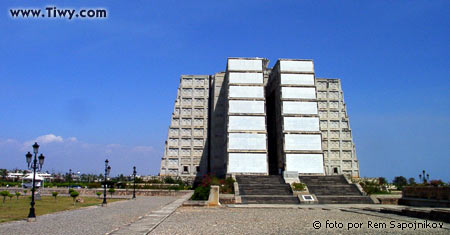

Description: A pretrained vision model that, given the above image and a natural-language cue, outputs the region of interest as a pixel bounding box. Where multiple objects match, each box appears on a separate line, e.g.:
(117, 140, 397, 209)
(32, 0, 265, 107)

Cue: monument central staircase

(236, 175, 300, 204)
(299, 175, 374, 204)
(236, 175, 374, 204)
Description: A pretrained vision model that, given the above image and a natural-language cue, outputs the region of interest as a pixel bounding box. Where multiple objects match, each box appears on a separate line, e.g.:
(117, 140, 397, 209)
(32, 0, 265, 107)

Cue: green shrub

(96, 191, 102, 198)
(68, 188, 75, 194)
(191, 186, 210, 200)
(199, 175, 234, 194)
(292, 183, 306, 191)
(163, 176, 175, 184)
(0, 191, 9, 203)
(15, 192, 21, 200)
(359, 181, 390, 194)
(8, 193, 13, 200)
(87, 182, 102, 188)
(108, 188, 115, 198)
(147, 178, 162, 184)
(167, 185, 183, 191)
(52, 192, 58, 200)
(70, 191, 79, 205)
(23, 190, 28, 195)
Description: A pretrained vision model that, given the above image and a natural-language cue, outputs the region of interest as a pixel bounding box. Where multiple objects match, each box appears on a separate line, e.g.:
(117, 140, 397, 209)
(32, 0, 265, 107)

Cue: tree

(52, 192, 59, 200)
(0, 191, 9, 203)
(70, 191, 79, 206)
(96, 191, 102, 199)
(23, 190, 28, 195)
(0, 169, 7, 180)
(108, 188, 115, 198)
(393, 176, 408, 190)
(15, 192, 21, 200)
(164, 176, 175, 184)
(378, 177, 387, 185)
(8, 193, 13, 200)
(408, 177, 416, 185)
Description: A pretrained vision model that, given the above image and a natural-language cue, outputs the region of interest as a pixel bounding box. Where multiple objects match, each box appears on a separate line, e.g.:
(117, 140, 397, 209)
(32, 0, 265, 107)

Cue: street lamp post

(25, 142, 45, 222)
(68, 169, 72, 188)
(102, 159, 111, 206)
(419, 170, 430, 184)
(132, 166, 137, 199)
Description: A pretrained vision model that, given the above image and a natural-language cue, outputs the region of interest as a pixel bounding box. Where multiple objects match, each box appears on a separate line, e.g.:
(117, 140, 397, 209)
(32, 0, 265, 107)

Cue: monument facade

(159, 58, 360, 180)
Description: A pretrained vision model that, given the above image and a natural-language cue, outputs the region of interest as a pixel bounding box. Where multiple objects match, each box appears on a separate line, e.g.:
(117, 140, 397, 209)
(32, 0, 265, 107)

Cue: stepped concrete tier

(159, 75, 211, 180)
(299, 175, 373, 204)
(159, 57, 361, 181)
(316, 78, 360, 177)
(236, 175, 300, 204)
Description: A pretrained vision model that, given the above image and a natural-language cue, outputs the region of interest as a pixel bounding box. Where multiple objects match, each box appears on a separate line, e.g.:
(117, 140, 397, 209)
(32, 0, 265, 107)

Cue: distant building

(159, 58, 359, 180)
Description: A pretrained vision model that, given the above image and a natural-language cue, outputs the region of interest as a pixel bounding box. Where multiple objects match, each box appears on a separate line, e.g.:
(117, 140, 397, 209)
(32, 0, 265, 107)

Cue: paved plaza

(1, 195, 449, 235)
(151, 206, 450, 235)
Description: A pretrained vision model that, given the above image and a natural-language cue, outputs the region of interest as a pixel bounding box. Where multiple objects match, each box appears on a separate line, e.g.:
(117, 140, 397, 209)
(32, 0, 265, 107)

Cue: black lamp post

(419, 170, 430, 184)
(25, 142, 45, 222)
(132, 166, 137, 199)
(102, 159, 111, 206)
(68, 169, 72, 188)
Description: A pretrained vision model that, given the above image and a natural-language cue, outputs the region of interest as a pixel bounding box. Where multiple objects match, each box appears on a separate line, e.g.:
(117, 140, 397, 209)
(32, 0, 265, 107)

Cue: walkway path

(110, 193, 192, 234)
(0, 196, 179, 235)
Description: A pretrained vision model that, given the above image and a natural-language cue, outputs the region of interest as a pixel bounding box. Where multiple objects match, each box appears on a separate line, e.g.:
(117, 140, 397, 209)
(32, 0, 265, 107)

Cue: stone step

(241, 196, 300, 204)
(316, 196, 374, 204)
(237, 179, 285, 184)
(236, 175, 299, 204)
(307, 185, 362, 196)
(298, 175, 373, 204)
(239, 189, 292, 196)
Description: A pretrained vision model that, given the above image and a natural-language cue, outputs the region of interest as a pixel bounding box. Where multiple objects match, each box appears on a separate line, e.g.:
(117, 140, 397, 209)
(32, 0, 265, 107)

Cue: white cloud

(36, 134, 64, 144)
(22, 134, 64, 150)
(2, 134, 160, 174)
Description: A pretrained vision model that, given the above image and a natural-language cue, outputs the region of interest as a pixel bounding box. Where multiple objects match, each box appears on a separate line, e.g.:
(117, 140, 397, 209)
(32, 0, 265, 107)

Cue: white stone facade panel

(283, 117, 320, 131)
(280, 74, 315, 85)
(282, 101, 318, 115)
(286, 154, 324, 174)
(229, 100, 265, 114)
(282, 87, 316, 99)
(228, 133, 266, 150)
(229, 86, 264, 98)
(228, 59, 263, 71)
(285, 134, 322, 150)
(279, 60, 314, 73)
(228, 153, 267, 173)
(229, 72, 263, 84)
(228, 116, 266, 131)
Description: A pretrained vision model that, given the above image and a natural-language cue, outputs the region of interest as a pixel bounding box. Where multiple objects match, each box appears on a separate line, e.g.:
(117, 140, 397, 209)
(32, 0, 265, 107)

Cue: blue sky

(0, 1, 449, 181)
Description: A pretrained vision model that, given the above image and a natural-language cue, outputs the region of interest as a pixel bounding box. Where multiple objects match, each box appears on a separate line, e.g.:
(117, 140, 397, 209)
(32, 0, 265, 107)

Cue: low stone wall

(402, 186, 450, 200)
(399, 186, 450, 207)
(0, 187, 192, 197)
(374, 194, 401, 205)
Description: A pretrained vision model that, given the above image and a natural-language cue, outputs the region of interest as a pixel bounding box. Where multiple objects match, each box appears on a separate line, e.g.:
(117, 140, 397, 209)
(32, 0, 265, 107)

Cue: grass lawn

(0, 195, 124, 223)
